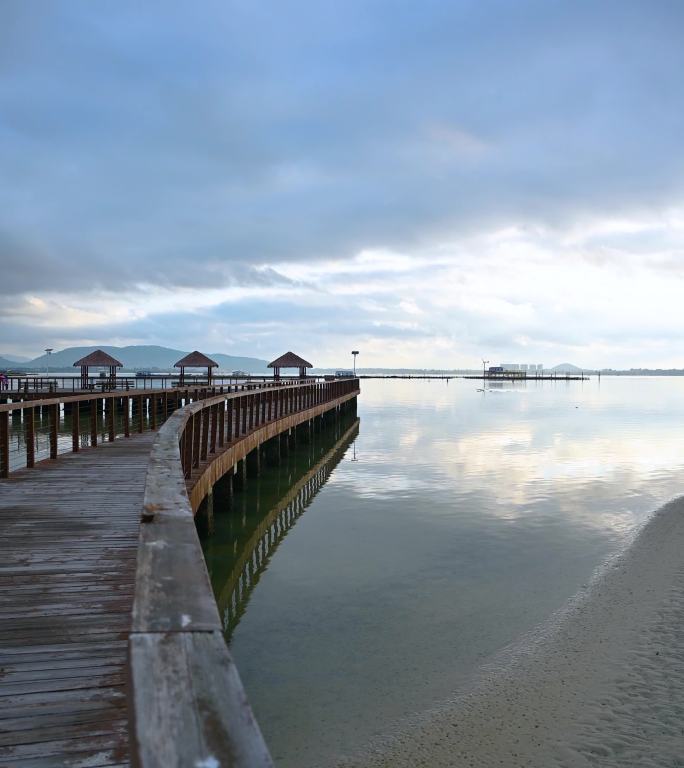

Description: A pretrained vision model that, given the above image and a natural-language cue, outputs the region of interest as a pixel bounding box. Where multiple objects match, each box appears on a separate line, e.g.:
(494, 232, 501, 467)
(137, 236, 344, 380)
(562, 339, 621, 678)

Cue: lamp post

(352, 350, 359, 376)
(482, 359, 489, 379)
(45, 348, 53, 376)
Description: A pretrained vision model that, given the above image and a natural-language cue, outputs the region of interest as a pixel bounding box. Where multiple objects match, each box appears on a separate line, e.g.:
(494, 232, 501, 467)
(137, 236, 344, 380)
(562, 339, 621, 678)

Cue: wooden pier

(0, 434, 155, 766)
(0, 378, 360, 767)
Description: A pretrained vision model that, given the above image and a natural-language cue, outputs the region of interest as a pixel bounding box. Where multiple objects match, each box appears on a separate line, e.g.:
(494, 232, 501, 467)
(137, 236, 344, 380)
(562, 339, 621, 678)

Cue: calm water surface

(201, 377, 684, 767)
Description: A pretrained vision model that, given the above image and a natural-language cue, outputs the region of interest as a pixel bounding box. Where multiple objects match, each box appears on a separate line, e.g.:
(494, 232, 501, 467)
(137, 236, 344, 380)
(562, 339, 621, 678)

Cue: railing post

(227, 399, 234, 442)
(150, 394, 157, 431)
(193, 411, 201, 468)
(25, 406, 35, 468)
(183, 418, 193, 478)
(241, 395, 247, 435)
(248, 394, 254, 431)
(91, 399, 98, 447)
(49, 403, 59, 459)
(108, 398, 115, 442)
(0, 411, 8, 478)
(200, 407, 210, 460)
(138, 395, 144, 433)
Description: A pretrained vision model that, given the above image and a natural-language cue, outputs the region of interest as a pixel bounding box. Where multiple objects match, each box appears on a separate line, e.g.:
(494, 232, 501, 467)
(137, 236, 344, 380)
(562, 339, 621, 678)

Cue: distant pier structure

(469, 363, 589, 381)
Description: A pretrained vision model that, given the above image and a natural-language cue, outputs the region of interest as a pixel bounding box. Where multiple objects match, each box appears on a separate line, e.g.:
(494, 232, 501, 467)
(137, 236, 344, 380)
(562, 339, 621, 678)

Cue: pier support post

(25, 407, 35, 468)
(90, 399, 98, 447)
(49, 403, 58, 459)
(107, 398, 115, 442)
(247, 447, 260, 477)
(72, 404, 80, 453)
(196, 489, 215, 537)
(0, 411, 8, 478)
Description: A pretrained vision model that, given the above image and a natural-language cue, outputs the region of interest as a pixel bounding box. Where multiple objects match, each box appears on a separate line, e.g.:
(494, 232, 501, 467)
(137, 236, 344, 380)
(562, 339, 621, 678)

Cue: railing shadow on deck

(128, 378, 359, 767)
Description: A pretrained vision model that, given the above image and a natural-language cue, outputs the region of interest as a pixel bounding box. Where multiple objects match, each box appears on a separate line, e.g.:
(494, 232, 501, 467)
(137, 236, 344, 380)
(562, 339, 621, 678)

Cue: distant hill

(0, 354, 30, 363)
(0, 356, 23, 369)
(15, 345, 270, 374)
(551, 363, 585, 373)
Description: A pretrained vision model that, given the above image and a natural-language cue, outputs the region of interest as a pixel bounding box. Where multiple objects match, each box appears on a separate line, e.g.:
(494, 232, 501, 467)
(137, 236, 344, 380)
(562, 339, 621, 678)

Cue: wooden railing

(129, 378, 359, 767)
(178, 378, 359, 482)
(1, 373, 327, 394)
(0, 379, 343, 478)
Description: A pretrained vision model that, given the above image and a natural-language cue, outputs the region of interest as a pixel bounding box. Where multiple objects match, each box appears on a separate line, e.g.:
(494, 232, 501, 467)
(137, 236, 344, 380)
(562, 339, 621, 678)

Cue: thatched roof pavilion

(73, 349, 123, 388)
(174, 351, 219, 385)
(268, 351, 312, 380)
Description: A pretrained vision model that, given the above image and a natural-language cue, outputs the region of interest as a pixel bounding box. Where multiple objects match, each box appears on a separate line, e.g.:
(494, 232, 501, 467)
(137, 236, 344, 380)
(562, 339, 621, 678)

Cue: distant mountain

(550, 362, 585, 373)
(0, 356, 23, 369)
(209, 353, 270, 374)
(0, 353, 30, 363)
(17, 345, 270, 374)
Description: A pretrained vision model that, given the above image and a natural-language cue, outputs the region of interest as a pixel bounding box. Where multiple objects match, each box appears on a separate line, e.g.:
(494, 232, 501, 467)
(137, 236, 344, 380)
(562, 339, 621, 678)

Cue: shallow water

(200, 376, 684, 767)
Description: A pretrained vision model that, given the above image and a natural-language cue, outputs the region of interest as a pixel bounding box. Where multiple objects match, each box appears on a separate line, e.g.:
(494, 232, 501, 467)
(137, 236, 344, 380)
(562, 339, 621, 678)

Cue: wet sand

(340, 497, 684, 767)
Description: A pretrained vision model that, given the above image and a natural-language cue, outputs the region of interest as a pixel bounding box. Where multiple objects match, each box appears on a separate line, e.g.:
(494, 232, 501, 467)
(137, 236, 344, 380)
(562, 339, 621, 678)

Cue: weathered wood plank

(128, 631, 272, 768)
(0, 433, 155, 766)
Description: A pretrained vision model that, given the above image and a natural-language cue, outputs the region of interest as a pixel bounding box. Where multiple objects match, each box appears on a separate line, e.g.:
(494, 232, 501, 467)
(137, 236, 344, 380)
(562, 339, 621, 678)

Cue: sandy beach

(340, 496, 684, 768)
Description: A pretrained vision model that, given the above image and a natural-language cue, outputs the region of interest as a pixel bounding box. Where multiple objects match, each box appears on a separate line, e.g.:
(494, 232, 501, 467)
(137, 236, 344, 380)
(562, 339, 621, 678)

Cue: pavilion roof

(268, 351, 313, 369)
(174, 351, 219, 368)
(73, 349, 123, 368)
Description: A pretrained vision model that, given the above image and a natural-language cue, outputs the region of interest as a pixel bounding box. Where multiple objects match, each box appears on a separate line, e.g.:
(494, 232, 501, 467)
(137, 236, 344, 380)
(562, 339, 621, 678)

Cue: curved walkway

(0, 433, 155, 767)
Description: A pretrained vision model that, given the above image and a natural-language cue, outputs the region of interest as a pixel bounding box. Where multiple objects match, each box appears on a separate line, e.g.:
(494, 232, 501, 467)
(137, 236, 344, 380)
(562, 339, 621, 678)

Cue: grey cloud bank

(2, 1, 684, 366)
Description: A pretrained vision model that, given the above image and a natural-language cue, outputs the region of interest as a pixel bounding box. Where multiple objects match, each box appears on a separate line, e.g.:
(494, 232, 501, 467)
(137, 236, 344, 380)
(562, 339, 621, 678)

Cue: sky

(2, 0, 684, 368)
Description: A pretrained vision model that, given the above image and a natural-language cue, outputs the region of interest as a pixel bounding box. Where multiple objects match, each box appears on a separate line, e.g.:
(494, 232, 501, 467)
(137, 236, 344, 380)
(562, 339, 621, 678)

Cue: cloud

(2, 1, 684, 364)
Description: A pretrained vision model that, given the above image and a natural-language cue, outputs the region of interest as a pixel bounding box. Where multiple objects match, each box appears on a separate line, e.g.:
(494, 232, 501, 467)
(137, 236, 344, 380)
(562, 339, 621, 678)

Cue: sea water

(201, 376, 684, 767)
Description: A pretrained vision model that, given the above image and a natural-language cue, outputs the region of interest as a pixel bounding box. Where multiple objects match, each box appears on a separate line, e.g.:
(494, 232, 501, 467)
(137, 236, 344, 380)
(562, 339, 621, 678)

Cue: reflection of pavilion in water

(210, 416, 360, 639)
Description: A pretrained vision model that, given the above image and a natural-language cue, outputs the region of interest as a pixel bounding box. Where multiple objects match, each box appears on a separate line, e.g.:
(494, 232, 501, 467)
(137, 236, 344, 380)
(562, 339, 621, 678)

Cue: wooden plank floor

(0, 434, 156, 767)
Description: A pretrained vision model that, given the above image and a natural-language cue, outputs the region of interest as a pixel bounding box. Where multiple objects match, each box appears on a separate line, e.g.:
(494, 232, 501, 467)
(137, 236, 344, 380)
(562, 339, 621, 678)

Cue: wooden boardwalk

(0, 434, 155, 767)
